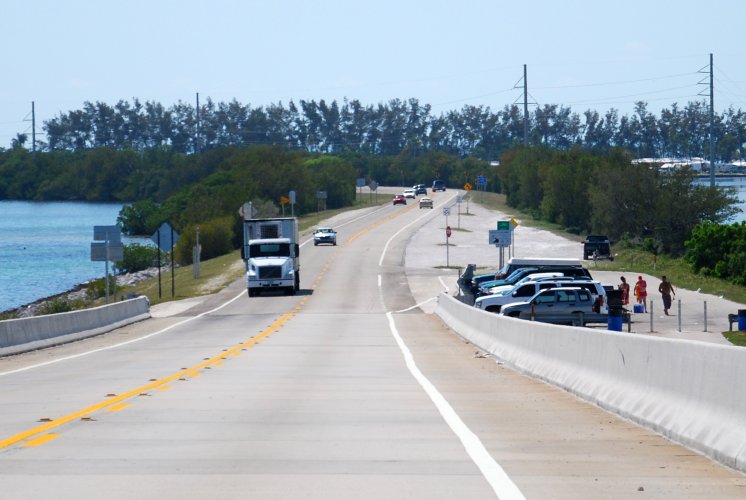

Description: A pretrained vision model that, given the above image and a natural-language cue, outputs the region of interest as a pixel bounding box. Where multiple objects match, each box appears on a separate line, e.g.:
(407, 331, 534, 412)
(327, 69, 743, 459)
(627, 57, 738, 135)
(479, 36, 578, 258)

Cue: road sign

(239, 202, 256, 219)
(356, 177, 366, 187)
(280, 195, 290, 205)
(446, 226, 452, 238)
(464, 182, 472, 191)
(316, 191, 327, 199)
(151, 222, 179, 252)
(93, 225, 121, 242)
(456, 195, 463, 204)
(369, 181, 378, 191)
(443, 207, 450, 216)
(90, 241, 124, 261)
(492, 221, 512, 247)
(289, 190, 296, 204)
(477, 175, 487, 188)
(488, 229, 500, 246)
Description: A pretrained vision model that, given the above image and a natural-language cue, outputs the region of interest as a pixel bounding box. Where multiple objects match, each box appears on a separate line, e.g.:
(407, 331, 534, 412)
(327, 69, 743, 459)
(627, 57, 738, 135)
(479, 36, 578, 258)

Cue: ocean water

(0, 201, 127, 312)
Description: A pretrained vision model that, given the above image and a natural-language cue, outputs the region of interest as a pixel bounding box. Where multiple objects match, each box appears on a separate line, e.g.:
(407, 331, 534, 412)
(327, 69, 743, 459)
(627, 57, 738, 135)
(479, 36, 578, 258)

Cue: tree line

(497, 146, 740, 256)
(9, 97, 746, 162)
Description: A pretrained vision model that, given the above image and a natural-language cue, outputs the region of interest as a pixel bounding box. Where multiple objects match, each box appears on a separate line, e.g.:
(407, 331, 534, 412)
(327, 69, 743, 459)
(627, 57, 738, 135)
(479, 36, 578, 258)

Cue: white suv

(475, 278, 606, 314)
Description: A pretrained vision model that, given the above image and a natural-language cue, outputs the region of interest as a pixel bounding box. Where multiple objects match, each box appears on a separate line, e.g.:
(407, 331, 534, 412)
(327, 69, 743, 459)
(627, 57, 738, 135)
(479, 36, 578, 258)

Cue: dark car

(392, 194, 407, 205)
(414, 184, 428, 196)
(583, 235, 613, 260)
(432, 180, 446, 192)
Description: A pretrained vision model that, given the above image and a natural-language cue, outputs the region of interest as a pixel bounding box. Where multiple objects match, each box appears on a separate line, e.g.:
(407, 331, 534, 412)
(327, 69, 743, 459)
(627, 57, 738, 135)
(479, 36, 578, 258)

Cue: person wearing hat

(618, 276, 630, 305)
(634, 275, 648, 313)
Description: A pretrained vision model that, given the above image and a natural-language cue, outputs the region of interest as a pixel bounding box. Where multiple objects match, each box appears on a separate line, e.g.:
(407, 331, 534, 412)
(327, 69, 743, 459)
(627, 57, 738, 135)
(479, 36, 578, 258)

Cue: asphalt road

(0, 192, 744, 499)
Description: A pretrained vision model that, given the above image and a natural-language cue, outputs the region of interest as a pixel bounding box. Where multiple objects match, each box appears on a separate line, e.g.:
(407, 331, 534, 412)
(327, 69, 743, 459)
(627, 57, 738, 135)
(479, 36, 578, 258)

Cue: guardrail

(0, 297, 150, 356)
(435, 292, 746, 473)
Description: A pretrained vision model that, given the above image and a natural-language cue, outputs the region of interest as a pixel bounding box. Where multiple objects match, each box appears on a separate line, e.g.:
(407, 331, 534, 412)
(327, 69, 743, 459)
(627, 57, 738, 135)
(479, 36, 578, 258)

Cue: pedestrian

(618, 276, 630, 305)
(658, 275, 675, 315)
(634, 275, 648, 313)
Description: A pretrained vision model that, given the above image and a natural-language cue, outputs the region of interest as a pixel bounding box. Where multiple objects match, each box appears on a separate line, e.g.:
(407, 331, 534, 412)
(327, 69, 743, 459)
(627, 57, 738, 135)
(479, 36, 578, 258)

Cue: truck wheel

(486, 306, 501, 313)
(247, 289, 255, 297)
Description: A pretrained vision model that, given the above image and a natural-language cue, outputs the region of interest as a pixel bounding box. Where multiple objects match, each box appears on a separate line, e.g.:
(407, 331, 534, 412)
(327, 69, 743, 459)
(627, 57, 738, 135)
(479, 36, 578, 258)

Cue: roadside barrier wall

(435, 293, 746, 473)
(0, 297, 150, 356)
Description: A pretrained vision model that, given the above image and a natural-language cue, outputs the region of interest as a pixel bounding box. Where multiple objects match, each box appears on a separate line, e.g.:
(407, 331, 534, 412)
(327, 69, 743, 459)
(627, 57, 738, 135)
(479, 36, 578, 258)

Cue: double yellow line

(0, 313, 293, 450)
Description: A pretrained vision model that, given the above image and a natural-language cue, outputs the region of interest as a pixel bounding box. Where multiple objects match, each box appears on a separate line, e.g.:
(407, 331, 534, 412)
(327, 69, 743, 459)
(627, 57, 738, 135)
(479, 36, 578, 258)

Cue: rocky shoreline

(2, 267, 165, 319)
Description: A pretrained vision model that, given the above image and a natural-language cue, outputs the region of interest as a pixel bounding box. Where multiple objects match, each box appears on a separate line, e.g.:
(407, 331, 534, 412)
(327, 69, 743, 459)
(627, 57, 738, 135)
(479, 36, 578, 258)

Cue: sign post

(91, 225, 123, 304)
(151, 222, 180, 299)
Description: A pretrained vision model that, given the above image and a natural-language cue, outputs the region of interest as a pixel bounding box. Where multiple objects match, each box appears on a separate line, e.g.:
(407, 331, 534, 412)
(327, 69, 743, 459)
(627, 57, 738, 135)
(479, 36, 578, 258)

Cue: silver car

(499, 286, 605, 325)
(313, 227, 337, 246)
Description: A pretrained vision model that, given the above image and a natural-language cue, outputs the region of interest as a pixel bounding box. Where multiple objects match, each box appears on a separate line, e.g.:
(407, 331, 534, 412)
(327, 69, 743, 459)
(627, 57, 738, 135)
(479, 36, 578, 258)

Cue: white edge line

(3, 203, 394, 376)
(378, 194, 457, 267)
(385, 311, 526, 500)
(0, 289, 247, 377)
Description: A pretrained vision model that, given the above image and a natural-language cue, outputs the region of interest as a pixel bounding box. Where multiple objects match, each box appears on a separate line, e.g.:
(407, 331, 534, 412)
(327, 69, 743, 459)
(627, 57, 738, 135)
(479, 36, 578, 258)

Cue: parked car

(414, 184, 428, 196)
(499, 286, 606, 325)
(583, 235, 613, 260)
(419, 197, 434, 209)
(313, 227, 337, 246)
(432, 180, 446, 192)
(403, 188, 416, 199)
(493, 257, 585, 280)
(476, 278, 606, 314)
(392, 194, 407, 205)
(477, 266, 592, 296)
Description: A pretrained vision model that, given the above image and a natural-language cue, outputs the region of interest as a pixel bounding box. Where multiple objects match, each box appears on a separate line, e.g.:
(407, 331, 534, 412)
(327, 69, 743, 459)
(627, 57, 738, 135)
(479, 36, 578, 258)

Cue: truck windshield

(250, 243, 291, 258)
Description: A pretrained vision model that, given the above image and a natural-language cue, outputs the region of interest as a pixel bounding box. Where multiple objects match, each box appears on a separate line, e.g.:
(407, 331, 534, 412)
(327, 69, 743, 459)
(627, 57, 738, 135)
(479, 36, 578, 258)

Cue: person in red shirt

(634, 275, 648, 313)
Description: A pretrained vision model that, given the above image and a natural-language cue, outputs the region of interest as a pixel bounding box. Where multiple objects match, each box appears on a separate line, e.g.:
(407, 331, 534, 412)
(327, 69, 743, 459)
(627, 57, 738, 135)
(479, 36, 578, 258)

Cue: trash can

(607, 308, 624, 332)
(739, 309, 746, 331)
(633, 303, 644, 314)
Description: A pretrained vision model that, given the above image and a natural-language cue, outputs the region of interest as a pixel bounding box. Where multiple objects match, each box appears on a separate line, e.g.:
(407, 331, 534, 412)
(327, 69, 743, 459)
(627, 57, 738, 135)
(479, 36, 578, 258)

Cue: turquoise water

(0, 201, 126, 312)
(694, 176, 746, 223)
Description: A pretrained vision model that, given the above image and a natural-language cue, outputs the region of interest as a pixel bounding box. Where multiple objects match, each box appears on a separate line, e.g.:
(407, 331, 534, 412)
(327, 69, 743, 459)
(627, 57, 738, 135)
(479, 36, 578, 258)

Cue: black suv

(583, 235, 613, 260)
(413, 184, 427, 196)
(432, 180, 446, 192)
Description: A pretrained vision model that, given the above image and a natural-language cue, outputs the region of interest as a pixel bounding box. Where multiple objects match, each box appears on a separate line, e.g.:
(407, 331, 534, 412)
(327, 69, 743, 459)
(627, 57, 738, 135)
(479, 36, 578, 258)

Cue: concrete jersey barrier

(0, 297, 150, 356)
(435, 292, 746, 473)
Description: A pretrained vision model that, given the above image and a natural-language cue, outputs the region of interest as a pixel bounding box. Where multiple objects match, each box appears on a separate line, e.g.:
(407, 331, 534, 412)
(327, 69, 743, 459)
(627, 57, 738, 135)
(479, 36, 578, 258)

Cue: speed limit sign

(442, 207, 450, 216)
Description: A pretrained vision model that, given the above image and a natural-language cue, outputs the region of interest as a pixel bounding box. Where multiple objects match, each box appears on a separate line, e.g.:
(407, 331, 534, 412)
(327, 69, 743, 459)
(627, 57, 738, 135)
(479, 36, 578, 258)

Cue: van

(495, 257, 584, 279)
(432, 180, 446, 192)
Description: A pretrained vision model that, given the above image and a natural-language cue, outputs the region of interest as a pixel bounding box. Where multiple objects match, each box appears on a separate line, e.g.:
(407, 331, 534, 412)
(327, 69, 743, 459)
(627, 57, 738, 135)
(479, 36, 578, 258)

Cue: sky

(2, 0, 746, 147)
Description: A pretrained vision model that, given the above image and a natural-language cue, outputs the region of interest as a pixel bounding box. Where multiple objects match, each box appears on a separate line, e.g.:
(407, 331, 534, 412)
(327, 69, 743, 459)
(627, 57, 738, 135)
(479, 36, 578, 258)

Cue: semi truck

(241, 215, 299, 297)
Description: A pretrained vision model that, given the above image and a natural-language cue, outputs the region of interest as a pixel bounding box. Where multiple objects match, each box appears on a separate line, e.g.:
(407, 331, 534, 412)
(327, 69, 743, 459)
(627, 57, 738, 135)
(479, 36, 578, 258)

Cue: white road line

(0, 290, 247, 377)
(378, 194, 456, 267)
(385, 311, 525, 500)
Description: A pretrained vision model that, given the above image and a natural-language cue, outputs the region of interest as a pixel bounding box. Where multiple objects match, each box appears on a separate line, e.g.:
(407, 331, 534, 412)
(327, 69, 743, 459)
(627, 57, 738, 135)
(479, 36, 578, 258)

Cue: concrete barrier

(435, 292, 746, 473)
(0, 297, 150, 356)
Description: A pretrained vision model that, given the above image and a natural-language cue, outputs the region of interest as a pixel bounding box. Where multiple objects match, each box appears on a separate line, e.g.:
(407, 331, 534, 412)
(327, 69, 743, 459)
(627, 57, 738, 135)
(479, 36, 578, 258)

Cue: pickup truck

(499, 286, 608, 326)
(583, 235, 613, 260)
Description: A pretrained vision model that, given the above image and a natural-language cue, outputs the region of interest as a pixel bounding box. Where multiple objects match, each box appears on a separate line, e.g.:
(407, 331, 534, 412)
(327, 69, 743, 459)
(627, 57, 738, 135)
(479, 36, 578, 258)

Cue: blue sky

(2, 0, 745, 147)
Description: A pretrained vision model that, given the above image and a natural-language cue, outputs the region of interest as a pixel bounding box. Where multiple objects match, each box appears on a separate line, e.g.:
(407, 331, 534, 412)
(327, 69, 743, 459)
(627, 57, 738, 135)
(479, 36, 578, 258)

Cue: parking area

(404, 191, 743, 345)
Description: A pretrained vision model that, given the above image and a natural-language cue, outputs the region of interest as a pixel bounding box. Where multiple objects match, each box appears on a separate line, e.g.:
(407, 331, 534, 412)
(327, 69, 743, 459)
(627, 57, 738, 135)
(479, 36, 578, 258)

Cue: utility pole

(709, 53, 715, 187)
(523, 64, 529, 145)
(195, 92, 201, 153)
(31, 101, 36, 153)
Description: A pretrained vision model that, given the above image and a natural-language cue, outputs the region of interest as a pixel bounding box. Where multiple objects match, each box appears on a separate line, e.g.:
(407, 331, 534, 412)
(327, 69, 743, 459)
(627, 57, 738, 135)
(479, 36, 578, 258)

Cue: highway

(1, 194, 744, 499)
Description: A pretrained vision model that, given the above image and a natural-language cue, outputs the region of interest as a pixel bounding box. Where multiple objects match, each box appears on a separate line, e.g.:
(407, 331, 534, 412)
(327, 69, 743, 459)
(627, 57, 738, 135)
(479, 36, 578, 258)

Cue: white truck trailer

(241, 216, 300, 296)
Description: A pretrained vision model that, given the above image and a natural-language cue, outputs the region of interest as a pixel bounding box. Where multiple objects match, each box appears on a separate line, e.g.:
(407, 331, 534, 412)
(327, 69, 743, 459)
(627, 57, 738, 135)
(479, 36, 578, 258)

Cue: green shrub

(86, 276, 118, 300)
(37, 297, 85, 315)
(174, 216, 235, 265)
(117, 243, 159, 273)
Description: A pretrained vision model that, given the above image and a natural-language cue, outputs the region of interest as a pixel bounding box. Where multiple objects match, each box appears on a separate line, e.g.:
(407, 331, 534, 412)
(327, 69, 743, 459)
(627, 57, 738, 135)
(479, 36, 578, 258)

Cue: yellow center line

(0, 312, 293, 450)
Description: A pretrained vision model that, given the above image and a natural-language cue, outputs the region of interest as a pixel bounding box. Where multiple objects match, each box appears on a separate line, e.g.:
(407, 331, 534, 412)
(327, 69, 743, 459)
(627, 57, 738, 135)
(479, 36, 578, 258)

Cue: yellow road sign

(280, 195, 290, 205)
(464, 182, 472, 191)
